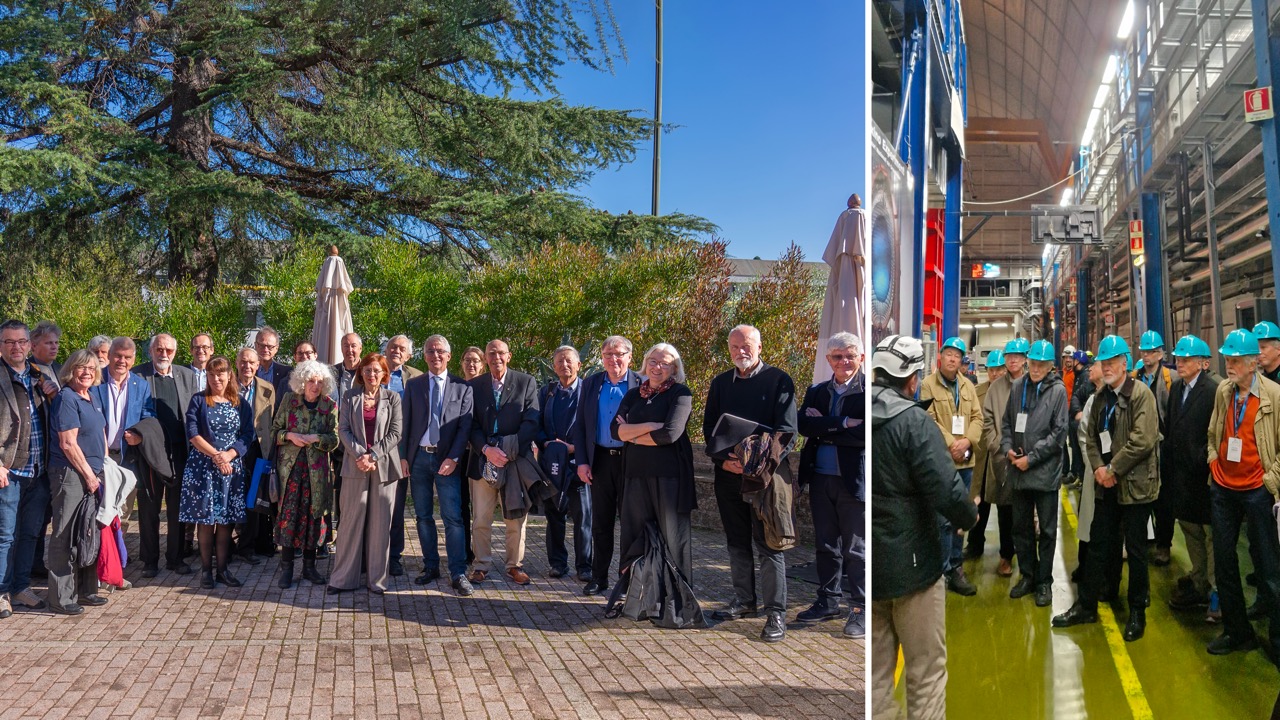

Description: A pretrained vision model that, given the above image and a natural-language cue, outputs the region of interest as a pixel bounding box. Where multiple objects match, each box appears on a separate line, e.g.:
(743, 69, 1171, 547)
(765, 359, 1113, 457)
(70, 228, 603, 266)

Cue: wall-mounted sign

(1129, 220, 1144, 256)
(970, 263, 1002, 278)
(1246, 87, 1274, 122)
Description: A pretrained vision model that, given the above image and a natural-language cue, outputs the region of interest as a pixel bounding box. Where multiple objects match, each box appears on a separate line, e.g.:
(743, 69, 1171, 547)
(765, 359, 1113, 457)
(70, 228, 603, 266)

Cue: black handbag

(69, 481, 101, 569)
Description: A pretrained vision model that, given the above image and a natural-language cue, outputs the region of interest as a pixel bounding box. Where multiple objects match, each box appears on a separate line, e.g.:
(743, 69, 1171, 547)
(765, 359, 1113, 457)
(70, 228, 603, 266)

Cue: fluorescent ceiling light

(992, 322, 1009, 328)
(975, 323, 991, 329)
(1118, 1, 1135, 38)
(1102, 55, 1118, 84)
(1093, 84, 1110, 108)
(958, 323, 975, 330)
(1081, 108, 1102, 146)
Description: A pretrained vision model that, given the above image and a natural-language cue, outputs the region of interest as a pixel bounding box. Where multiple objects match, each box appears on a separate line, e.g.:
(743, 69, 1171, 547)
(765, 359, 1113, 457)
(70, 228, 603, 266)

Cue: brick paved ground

(0, 511, 864, 720)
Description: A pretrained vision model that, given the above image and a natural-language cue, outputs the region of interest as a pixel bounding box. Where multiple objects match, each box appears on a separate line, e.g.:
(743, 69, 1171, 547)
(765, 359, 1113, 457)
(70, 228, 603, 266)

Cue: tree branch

(4, 126, 46, 143)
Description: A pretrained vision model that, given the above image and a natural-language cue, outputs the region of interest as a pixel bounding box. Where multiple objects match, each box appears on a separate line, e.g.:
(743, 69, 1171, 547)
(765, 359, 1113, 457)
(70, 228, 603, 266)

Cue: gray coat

(999, 372, 1068, 492)
(338, 387, 404, 482)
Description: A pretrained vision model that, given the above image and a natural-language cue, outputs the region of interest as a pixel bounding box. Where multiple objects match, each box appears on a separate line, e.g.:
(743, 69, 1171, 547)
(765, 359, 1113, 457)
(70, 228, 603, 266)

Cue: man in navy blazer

(467, 339, 540, 586)
(90, 337, 155, 536)
(400, 335, 475, 595)
(134, 333, 199, 577)
(253, 326, 292, 400)
(571, 335, 640, 596)
(536, 346, 592, 582)
(797, 332, 867, 639)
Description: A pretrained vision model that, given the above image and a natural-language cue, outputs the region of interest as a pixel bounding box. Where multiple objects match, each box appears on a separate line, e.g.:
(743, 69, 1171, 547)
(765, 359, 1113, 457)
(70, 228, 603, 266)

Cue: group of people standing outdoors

(871, 322, 1280, 718)
(0, 319, 866, 644)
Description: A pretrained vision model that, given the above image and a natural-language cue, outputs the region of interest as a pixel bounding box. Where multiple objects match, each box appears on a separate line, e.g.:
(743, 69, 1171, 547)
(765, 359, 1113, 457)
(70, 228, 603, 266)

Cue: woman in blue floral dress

(181, 356, 255, 589)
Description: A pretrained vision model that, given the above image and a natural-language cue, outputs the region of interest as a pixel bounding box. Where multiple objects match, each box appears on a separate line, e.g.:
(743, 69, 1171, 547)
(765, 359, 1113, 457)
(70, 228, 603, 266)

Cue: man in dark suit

(796, 332, 867, 638)
(467, 339, 540, 586)
(400, 334, 474, 595)
(1164, 335, 1221, 614)
(254, 326, 292, 398)
(234, 348, 276, 564)
(572, 335, 640, 596)
(134, 333, 198, 577)
(537, 346, 592, 582)
(90, 336, 155, 536)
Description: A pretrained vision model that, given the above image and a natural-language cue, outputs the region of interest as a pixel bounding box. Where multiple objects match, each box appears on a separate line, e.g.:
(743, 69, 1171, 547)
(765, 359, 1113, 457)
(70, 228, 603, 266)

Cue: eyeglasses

(257, 343, 279, 351)
(1, 339, 30, 347)
(425, 349, 449, 356)
(192, 344, 213, 352)
(602, 351, 631, 359)
(646, 358, 673, 370)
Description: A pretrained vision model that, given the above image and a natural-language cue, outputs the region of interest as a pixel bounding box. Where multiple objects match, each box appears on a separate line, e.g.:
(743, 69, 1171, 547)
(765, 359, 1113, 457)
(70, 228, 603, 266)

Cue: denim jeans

(939, 468, 972, 573)
(409, 451, 467, 580)
(0, 473, 20, 594)
(7, 471, 49, 594)
(546, 481, 592, 576)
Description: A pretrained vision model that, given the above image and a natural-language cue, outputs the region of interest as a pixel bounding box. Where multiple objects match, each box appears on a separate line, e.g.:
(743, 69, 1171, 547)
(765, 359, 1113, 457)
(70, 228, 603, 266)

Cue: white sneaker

(0, 594, 11, 619)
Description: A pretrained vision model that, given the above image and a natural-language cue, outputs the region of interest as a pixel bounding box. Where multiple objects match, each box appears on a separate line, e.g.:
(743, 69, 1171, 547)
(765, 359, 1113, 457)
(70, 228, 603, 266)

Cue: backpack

(70, 490, 101, 569)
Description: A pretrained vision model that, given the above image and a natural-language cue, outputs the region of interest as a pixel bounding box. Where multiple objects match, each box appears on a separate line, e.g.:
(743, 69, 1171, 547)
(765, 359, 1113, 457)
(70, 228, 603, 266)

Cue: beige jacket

(920, 370, 983, 469)
(1207, 371, 1280, 500)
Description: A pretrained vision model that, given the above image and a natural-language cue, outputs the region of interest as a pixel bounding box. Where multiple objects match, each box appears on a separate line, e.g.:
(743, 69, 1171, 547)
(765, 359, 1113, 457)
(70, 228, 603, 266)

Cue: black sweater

(701, 363, 798, 463)
(611, 383, 696, 512)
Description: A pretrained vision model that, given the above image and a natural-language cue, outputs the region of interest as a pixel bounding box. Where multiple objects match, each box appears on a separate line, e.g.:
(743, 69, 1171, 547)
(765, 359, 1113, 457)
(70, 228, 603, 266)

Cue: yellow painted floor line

(1061, 487, 1155, 720)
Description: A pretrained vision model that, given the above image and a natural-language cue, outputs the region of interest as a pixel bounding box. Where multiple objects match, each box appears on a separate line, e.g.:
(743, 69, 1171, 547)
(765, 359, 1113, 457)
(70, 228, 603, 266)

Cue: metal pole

(1203, 140, 1227, 376)
(651, 0, 663, 216)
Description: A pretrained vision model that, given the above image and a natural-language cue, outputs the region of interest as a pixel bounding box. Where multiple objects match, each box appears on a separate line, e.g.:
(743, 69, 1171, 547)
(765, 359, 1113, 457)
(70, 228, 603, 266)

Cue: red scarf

(638, 378, 675, 399)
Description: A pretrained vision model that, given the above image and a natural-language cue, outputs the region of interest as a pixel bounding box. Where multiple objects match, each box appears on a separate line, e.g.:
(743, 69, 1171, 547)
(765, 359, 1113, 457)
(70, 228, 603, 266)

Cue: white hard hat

(872, 335, 925, 378)
(1063, 344, 1076, 355)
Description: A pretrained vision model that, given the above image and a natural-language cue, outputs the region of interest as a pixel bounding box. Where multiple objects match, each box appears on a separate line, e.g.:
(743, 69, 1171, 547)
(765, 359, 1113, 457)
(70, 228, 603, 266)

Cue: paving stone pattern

(0, 512, 863, 719)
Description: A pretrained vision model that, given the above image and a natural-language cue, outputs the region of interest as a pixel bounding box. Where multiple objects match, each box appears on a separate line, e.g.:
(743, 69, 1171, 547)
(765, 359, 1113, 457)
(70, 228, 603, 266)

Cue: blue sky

(549, 2, 867, 263)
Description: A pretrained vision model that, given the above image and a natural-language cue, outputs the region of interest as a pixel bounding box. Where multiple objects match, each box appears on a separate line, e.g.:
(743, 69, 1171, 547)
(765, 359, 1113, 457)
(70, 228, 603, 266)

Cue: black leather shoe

(388, 559, 404, 577)
(277, 560, 295, 589)
(1009, 576, 1036, 599)
(1208, 632, 1259, 655)
(78, 594, 108, 607)
(452, 576, 474, 597)
(415, 569, 441, 585)
(946, 568, 978, 597)
(964, 543, 985, 559)
(761, 611, 786, 643)
(141, 566, 159, 579)
(1123, 607, 1146, 642)
(216, 570, 243, 588)
(200, 570, 215, 589)
(167, 563, 192, 576)
(1034, 584, 1053, 607)
(48, 603, 83, 616)
(237, 551, 261, 566)
(301, 560, 326, 585)
(583, 581, 608, 597)
(796, 601, 842, 623)
(711, 600, 759, 622)
(548, 568, 567, 579)
(1052, 603, 1099, 628)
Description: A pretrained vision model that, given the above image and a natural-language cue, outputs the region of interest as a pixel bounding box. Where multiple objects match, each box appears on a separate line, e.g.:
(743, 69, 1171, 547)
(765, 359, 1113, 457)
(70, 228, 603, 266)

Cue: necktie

(428, 376, 443, 447)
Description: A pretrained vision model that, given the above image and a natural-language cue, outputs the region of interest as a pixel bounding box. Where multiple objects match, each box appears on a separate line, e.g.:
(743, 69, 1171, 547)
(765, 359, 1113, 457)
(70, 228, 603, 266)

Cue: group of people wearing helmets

(869, 323, 1280, 718)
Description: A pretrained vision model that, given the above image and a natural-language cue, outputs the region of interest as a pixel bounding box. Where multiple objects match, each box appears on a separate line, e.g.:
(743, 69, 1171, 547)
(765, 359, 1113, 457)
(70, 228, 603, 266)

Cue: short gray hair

(423, 334, 451, 353)
(109, 336, 136, 355)
(826, 332, 862, 355)
(729, 324, 762, 345)
(601, 335, 633, 355)
(553, 345, 580, 362)
(150, 333, 177, 352)
(288, 360, 336, 396)
(236, 347, 259, 363)
(641, 343, 686, 383)
(30, 320, 61, 342)
(88, 335, 112, 353)
(255, 326, 280, 345)
(385, 334, 414, 356)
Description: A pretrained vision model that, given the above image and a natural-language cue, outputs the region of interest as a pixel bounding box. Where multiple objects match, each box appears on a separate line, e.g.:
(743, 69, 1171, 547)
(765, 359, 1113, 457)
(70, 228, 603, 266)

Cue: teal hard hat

(1027, 339, 1056, 362)
(1138, 330, 1165, 351)
(1220, 328, 1261, 357)
(1134, 359, 1144, 371)
(1253, 321, 1280, 341)
(941, 336, 967, 354)
(1126, 354, 1134, 372)
(1004, 338, 1031, 356)
(1095, 335, 1131, 362)
(1172, 335, 1212, 358)
(985, 350, 1005, 368)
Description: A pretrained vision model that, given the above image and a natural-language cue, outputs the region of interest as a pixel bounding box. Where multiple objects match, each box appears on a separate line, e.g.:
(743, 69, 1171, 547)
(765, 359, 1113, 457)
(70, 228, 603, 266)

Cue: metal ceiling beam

(965, 116, 1066, 181)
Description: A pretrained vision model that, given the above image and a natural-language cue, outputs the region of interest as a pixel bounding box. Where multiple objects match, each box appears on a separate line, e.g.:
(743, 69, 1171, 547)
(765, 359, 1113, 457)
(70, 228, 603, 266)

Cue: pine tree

(0, 0, 711, 288)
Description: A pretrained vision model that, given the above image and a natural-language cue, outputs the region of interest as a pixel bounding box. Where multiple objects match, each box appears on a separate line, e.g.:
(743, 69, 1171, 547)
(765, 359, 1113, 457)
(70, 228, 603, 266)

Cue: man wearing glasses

(572, 336, 641, 596)
(384, 334, 423, 576)
(254, 326, 291, 398)
(703, 324, 799, 643)
(188, 334, 215, 392)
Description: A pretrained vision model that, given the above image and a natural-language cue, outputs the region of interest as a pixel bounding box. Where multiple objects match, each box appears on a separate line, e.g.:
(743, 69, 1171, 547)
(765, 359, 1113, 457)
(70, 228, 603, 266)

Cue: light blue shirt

(388, 367, 407, 398)
(596, 377, 627, 448)
(814, 378, 853, 477)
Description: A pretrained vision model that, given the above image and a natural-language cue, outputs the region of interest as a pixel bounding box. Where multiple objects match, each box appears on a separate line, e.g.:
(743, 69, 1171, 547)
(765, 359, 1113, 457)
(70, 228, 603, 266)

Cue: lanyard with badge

(1227, 377, 1255, 463)
(945, 376, 965, 435)
(1098, 395, 1118, 455)
(1014, 378, 1041, 433)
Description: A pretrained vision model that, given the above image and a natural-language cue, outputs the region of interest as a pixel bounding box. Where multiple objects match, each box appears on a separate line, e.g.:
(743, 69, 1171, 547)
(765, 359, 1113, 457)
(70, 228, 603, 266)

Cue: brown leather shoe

(469, 570, 487, 584)
(997, 558, 1014, 577)
(507, 567, 531, 585)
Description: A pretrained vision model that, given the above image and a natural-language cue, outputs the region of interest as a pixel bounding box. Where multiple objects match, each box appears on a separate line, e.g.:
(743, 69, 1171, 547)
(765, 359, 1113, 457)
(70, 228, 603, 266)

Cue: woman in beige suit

(328, 353, 403, 595)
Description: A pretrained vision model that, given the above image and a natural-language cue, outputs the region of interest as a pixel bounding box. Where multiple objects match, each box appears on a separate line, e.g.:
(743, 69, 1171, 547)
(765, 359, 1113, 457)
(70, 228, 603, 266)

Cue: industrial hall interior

(871, 0, 1280, 718)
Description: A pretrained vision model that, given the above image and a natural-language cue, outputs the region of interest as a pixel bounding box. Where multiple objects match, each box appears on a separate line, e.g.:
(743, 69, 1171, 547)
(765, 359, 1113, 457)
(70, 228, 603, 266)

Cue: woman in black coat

(608, 342, 701, 627)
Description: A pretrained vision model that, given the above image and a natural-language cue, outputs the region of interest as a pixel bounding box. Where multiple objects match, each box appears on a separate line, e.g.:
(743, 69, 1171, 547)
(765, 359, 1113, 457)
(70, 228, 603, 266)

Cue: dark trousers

(1012, 488, 1059, 586)
(137, 474, 184, 569)
(1080, 488, 1149, 610)
(546, 481, 593, 576)
(589, 450, 626, 585)
(48, 465, 98, 610)
(810, 472, 865, 608)
(618, 475, 693, 582)
(714, 466, 787, 612)
(939, 468, 972, 572)
(1211, 482, 1280, 647)
(8, 471, 49, 594)
(324, 452, 342, 546)
(1067, 422, 1084, 478)
(970, 501, 1015, 560)
(460, 461, 473, 564)
(1151, 490, 1175, 550)
(389, 477, 408, 561)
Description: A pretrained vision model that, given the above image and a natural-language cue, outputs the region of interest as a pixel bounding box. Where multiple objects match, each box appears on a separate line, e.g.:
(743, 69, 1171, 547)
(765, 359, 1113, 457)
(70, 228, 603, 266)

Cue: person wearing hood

(999, 339, 1068, 608)
(1054, 335, 1160, 642)
(870, 335, 976, 720)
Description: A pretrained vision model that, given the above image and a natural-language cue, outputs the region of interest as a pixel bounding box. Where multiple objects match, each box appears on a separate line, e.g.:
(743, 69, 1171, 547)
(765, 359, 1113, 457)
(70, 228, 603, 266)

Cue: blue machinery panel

(1141, 192, 1165, 338)
(1251, 0, 1280, 322)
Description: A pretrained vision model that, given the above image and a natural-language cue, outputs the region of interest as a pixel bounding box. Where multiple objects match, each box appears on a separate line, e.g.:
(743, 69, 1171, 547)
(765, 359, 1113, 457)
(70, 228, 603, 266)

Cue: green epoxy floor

(940, 491, 1280, 719)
